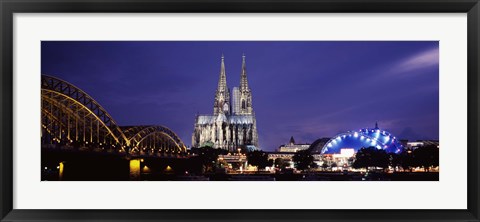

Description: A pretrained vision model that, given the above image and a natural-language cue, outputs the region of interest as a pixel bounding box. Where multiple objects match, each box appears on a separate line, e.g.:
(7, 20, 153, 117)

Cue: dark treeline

(353, 145, 439, 172)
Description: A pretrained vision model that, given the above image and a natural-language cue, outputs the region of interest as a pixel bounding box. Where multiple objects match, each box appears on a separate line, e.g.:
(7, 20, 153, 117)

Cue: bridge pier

(129, 159, 141, 181)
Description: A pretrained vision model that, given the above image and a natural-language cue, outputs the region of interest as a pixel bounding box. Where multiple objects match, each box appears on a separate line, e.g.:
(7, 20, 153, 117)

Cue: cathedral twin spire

(216, 53, 248, 93)
(214, 54, 252, 115)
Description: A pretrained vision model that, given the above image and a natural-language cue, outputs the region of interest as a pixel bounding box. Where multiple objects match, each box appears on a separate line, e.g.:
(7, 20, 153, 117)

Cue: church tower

(193, 54, 258, 151)
(238, 54, 253, 115)
(213, 54, 231, 115)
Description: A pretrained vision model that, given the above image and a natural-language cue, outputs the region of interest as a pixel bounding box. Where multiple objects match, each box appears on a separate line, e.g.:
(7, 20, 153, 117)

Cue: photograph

(3, 0, 478, 220)
(41, 41, 440, 181)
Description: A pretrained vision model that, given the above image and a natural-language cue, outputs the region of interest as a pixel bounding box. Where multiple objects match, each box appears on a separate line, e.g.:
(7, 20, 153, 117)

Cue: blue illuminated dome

(321, 123, 404, 154)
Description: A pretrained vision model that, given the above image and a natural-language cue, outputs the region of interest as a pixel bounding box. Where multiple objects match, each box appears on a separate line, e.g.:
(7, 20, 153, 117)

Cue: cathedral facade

(192, 54, 258, 151)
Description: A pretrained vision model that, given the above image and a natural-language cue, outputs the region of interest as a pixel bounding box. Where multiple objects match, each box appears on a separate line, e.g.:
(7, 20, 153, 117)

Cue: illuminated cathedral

(192, 54, 258, 151)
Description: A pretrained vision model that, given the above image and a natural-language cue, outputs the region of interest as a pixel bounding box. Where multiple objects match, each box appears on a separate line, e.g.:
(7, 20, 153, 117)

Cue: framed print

(1, 0, 479, 221)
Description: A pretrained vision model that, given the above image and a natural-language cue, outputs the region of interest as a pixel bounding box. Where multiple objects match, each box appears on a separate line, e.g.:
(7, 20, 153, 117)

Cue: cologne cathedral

(192, 54, 258, 151)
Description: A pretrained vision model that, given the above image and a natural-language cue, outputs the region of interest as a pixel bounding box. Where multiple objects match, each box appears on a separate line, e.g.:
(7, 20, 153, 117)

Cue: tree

(274, 158, 283, 167)
(389, 153, 402, 172)
(247, 150, 272, 170)
(331, 162, 338, 168)
(352, 147, 389, 171)
(321, 162, 329, 171)
(399, 149, 415, 172)
(292, 150, 317, 171)
(274, 158, 291, 170)
(413, 145, 439, 172)
(194, 147, 227, 173)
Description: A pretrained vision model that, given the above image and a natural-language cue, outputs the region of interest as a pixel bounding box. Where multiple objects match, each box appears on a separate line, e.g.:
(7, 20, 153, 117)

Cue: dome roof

(321, 125, 404, 154)
(308, 138, 330, 153)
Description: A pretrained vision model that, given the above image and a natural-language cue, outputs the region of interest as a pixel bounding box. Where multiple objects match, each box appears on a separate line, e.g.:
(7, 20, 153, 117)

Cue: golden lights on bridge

(41, 75, 187, 156)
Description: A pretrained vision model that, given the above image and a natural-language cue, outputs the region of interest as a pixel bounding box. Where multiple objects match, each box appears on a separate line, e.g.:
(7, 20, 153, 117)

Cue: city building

(406, 140, 440, 149)
(192, 54, 258, 151)
(218, 153, 248, 172)
(267, 152, 296, 162)
(277, 136, 310, 152)
(319, 149, 355, 170)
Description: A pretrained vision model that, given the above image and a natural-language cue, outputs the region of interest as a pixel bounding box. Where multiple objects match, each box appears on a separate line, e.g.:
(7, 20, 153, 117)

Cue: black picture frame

(1, 0, 479, 221)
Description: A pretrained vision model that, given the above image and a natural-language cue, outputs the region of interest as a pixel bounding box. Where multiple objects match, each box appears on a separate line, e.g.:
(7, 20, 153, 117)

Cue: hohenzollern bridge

(41, 74, 188, 180)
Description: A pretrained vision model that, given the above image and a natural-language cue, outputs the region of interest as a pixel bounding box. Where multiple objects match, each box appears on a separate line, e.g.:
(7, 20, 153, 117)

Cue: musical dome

(321, 123, 404, 154)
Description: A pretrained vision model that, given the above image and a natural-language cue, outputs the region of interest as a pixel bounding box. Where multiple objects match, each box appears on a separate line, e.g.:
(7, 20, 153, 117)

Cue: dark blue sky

(41, 41, 439, 151)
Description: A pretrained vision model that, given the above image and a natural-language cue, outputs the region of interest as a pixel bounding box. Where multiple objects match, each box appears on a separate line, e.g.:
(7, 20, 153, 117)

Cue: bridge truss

(41, 75, 187, 156)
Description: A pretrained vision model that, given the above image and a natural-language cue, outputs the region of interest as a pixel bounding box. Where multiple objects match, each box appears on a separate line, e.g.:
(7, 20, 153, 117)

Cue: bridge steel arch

(41, 75, 129, 151)
(42, 75, 188, 156)
(122, 126, 187, 154)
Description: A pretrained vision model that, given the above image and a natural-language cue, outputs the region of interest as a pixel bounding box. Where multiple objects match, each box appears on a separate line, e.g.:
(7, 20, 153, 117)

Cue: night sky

(41, 41, 439, 151)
